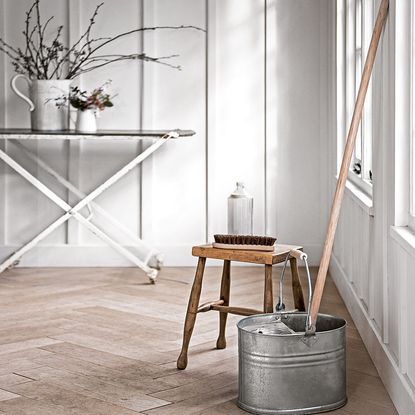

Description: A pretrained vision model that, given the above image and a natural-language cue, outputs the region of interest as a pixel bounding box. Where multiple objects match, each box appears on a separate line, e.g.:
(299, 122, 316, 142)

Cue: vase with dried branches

(1, 0, 202, 131)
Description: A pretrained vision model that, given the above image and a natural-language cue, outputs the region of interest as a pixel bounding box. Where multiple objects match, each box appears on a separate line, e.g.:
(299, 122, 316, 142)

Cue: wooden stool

(177, 244, 306, 370)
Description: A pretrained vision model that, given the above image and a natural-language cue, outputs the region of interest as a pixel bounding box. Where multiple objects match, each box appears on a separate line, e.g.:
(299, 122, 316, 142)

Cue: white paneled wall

(406, 253, 415, 388)
(333, 191, 372, 311)
(331, 1, 415, 413)
(0, 0, 329, 266)
(333, 218, 415, 414)
(207, 0, 265, 240)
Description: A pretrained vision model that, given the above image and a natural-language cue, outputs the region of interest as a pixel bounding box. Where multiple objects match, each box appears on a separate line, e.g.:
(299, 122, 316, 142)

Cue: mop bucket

(237, 250, 347, 415)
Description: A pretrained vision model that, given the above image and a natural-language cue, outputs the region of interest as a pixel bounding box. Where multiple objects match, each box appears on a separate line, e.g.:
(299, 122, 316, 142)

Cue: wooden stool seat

(177, 244, 306, 370)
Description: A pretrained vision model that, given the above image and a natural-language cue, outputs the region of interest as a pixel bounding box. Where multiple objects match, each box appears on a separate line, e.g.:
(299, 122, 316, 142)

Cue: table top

(192, 244, 303, 265)
(0, 129, 195, 141)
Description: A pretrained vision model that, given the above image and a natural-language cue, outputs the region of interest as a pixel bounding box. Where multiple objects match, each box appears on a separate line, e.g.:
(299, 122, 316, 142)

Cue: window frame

(347, 0, 374, 197)
(410, 0, 415, 230)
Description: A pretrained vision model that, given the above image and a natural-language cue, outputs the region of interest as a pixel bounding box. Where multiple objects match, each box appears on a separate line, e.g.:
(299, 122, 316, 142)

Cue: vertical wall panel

(0, 0, 6, 246)
(208, 0, 265, 239)
(333, 201, 342, 260)
(361, 209, 370, 309)
(2, 1, 68, 250)
(142, 0, 206, 261)
(140, 0, 156, 245)
(353, 203, 361, 296)
(351, 200, 359, 289)
(78, 0, 143, 245)
(406, 255, 415, 386)
(345, 196, 353, 280)
(273, 1, 324, 254)
(387, 241, 400, 364)
(66, 0, 82, 244)
(399, 248, 408, 374)
(265, 0, 278, 236)
(33, 0, 69, 244)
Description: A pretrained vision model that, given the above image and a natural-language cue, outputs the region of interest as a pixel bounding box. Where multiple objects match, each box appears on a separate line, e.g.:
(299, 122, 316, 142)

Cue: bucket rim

(237, 312, 346, 337)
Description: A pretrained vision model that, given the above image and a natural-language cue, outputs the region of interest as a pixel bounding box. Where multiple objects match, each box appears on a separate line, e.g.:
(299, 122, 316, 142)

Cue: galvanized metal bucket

(237, 251, 347, 414)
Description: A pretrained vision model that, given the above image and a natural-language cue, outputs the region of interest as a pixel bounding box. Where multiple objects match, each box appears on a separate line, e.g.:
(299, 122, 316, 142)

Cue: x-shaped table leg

(0, 134, 174, 283)
(9, 140, 162, 270)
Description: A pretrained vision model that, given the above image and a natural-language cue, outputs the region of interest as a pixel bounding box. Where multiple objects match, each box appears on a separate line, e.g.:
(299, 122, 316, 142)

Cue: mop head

(213, 235, 277, 251)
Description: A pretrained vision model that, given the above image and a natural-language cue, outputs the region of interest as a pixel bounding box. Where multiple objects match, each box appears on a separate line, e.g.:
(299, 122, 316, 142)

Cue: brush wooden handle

(308, 0, 389, 330)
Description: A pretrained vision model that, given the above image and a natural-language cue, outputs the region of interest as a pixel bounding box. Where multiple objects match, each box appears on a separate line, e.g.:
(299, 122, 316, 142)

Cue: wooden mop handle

(308, 0, 389, 330)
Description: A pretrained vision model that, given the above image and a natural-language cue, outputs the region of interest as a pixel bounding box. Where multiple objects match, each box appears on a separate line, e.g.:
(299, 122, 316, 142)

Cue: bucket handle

(276, 249, 313, 333)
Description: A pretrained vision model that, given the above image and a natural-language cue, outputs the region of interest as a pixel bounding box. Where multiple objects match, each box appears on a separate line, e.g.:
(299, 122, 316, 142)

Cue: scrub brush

(213, 234, 277, 252)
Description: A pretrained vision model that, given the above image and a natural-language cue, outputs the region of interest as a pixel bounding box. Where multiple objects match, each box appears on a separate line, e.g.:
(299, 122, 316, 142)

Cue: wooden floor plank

(0, 374, 33, 389)
(0, 266, 397, 415)
(0, 389, 19, 402)
(10, 366, 171, 412)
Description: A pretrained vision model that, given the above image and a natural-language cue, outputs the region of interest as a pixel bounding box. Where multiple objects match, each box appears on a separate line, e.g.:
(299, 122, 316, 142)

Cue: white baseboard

(330, 254, 415, 415)
(0, 243, 322, 268)
(0, 245, 147, 267)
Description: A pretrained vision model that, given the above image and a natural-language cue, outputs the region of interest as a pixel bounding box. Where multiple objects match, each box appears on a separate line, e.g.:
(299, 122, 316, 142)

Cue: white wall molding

(207, 0, 266, 239)
(66, 0, 82, 244)
(265, 0, 278, 237)
(330, 253, 415, 415)
(140, 0, 156, 243)
(206, 0, 216, 243)
(0, 0, 7, 246)
(394, 0, 411, 227)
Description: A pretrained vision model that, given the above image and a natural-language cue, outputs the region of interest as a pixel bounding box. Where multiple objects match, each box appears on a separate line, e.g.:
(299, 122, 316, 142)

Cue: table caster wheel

(147, 269, 158, 284)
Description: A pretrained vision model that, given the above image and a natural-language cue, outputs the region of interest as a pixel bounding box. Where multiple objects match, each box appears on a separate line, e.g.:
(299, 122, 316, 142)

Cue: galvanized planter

(237, 312, 347, 415)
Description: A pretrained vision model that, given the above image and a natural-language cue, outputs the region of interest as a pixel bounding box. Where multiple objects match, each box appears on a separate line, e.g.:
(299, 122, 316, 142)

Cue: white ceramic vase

(75, 109, 97, 133)
(11, 75, 71, 131)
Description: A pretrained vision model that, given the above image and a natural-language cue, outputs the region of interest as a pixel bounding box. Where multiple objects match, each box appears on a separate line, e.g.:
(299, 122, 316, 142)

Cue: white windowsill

(348, 170, 373, 198)
(390, 226, 415, 258)
(390, 226, 415, 257)
(334, 175, 374, 216)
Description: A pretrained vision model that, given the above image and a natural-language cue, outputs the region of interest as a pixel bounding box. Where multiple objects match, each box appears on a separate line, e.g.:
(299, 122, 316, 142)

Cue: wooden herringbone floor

(0, 266, 397, 414)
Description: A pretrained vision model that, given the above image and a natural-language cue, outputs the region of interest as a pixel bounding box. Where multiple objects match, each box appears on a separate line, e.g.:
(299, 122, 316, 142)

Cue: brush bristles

(214, 234, 276, 246)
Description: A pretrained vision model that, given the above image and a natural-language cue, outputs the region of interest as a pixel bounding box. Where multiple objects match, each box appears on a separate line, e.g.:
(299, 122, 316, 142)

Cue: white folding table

(0, 129, 194, 283)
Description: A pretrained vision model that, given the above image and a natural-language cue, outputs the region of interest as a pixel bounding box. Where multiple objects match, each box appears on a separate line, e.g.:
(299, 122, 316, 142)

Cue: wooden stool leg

(264, 264, 273, 313)
(289, 257, 306, 311)
(216, 260, 231, 349)
(177, 257, 206, 370)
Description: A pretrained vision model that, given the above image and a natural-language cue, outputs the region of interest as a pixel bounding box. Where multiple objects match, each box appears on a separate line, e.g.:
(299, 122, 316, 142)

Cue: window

(353, 0, 363, 172)
(411, 126, 415, 226)
(348, 0, 373, 195)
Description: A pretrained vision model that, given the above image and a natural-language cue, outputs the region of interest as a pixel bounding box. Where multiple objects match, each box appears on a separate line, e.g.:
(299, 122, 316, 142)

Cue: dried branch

(86, 3, 104, 53)
(67, 25, 203, 78)
(0, 39, 20, 60)
(50, 2, 104, 79)
(34, 0, 48, 76)
(41, 16, 54, 39)
(0, 0, 205, 80)
(71, 53, 181, 77)
(24, 1, 37, 76)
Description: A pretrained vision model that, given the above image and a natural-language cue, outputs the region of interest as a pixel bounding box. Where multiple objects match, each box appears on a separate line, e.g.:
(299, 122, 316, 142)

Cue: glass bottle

(227, 182, 253, 235)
